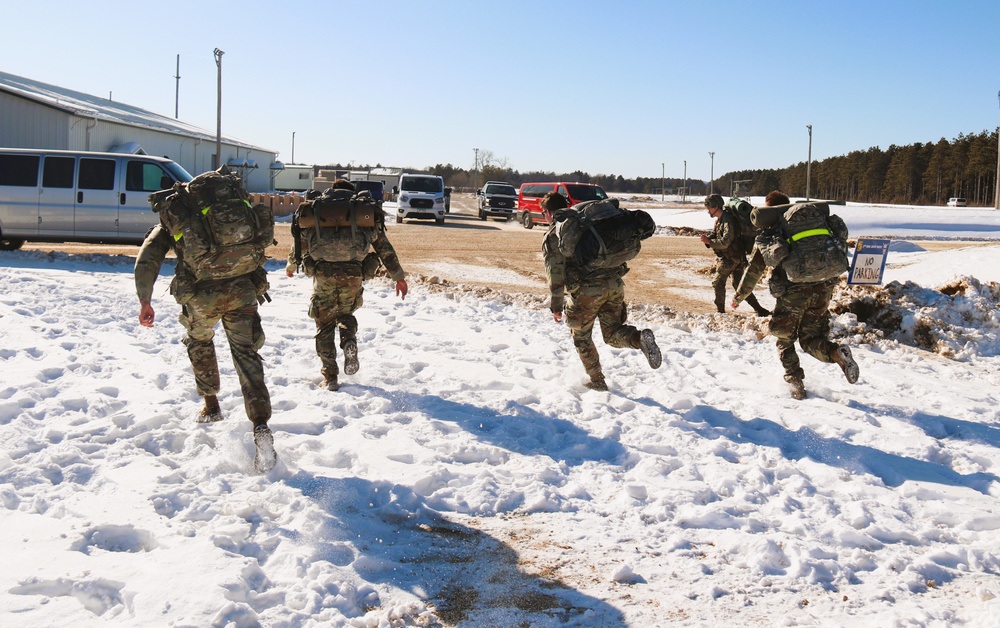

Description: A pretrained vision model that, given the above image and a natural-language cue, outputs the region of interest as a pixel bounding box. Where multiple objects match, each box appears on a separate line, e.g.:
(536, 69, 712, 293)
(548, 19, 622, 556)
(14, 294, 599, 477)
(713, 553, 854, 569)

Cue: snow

(1, 202, 1000, 626)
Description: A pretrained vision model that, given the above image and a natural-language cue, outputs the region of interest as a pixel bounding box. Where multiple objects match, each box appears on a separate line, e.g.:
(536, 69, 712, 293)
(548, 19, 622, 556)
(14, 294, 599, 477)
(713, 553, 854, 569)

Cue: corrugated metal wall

(0, 92, 70, 148)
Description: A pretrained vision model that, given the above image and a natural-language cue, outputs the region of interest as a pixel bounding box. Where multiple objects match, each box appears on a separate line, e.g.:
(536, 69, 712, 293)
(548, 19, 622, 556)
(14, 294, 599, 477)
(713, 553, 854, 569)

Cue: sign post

(847, 239, 890, 285)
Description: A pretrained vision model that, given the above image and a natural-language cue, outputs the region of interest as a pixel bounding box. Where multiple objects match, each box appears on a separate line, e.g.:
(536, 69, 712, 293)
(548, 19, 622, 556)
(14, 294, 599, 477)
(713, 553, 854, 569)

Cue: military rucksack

(724, 196, 757, 253)
(292, 188, 381, 265)
(149, 166, 274, 282)
(553, 198, 655, 271)
(752, 201, 849, 283)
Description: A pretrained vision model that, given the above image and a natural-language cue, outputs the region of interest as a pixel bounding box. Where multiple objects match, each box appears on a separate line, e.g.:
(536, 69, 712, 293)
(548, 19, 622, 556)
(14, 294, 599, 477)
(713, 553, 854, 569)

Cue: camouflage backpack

(292, 188, 380, 265)
(724, 196, 757, 253)
(149, 166, 274, 282)
(554, 198, 655, 271)
(752, 202, 849, 283)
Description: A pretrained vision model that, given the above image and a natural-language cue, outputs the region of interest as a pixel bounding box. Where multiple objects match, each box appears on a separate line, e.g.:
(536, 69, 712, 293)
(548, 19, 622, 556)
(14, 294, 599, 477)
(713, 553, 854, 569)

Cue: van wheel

(395, 216, 403, 224)
(435, 217, 445, 225)
(479, 209, 486, 220)
(0, 237, 25, 251)
(522, 213, 534, 229)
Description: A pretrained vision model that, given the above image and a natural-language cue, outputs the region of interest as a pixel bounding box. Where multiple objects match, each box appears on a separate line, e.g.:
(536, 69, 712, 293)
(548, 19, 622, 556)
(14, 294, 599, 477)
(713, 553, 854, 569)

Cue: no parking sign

(847, 239, 890, 285)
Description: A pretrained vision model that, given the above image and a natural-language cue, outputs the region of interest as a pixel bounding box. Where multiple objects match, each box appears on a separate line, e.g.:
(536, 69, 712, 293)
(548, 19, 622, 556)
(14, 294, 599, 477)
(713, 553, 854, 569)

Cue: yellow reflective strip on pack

(244, 200, 252, 207)
(790, 228, 831, 242)
(172, 232, 183, 241)
(201, 206, 211, 215)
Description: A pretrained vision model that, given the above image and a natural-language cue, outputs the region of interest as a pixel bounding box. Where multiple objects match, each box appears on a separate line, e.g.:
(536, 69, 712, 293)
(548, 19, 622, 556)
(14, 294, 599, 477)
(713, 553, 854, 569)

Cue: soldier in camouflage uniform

(287, 179, 407, 391)
(135, 220, 272, 428)
(700, 194, 770, 316)
(541, 192, 661, 391)
(732, 190, 859, 399)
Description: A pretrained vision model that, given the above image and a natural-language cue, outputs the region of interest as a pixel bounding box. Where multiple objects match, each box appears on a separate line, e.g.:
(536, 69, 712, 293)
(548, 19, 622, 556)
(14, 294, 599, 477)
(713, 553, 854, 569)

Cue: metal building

(0, 70, 277, 192)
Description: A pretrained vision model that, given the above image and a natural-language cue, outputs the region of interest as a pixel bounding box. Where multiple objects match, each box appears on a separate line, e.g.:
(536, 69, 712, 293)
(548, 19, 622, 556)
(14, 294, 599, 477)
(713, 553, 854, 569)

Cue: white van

(946, 197, 968, 207)
(394, 173, 446, 225)
(0, 148, 193, 250)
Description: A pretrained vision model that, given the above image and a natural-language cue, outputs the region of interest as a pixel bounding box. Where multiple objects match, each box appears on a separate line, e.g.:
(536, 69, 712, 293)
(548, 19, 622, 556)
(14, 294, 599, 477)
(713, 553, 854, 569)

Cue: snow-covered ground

(1, 202, 999, 627)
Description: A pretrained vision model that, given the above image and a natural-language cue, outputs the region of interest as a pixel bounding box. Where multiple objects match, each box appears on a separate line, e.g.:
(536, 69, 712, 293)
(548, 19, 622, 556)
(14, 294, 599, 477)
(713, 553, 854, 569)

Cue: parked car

(517, 182, 609, 229)
(394, 173, 447, 224)
(947, 197, 968, 207)
(0, 148, 193, 250)
(476, 182, 518, 221)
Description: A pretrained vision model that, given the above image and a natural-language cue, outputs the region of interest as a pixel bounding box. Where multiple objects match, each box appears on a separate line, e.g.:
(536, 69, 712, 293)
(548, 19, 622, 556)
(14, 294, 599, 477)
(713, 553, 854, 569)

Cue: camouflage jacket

(706, 211, 745, 261)
(542, 224, 626, 313)
(287, 218, 405, 282)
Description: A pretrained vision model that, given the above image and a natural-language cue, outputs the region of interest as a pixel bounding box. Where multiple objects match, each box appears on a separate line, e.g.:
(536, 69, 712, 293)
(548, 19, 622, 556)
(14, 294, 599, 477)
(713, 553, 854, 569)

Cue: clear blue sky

(4, 0, 999, 181)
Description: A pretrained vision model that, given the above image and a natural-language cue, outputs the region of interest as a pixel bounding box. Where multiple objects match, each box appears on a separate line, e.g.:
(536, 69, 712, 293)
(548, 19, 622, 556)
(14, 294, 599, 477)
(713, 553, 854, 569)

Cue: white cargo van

(0, 148, 193, 250)
(394, 173, 446, 225)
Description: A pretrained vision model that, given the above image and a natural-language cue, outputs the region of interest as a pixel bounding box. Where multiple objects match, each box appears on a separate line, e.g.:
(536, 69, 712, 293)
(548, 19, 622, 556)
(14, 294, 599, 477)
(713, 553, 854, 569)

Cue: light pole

(806, 124, 813, 200)
(213, 48, 224, 169)
(683, 160, 687, 203)
(661, 162, 664, 202)
(995, 91, 1000, 209)
(291, 131, 296, 164)
(708, 151, 715, 195)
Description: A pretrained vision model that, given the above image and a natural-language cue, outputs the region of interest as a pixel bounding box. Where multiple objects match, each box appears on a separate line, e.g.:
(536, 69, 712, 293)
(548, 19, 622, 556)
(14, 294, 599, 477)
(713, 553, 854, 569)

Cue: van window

(521, 184, 551, 198)
(0, 154, 40, 186)
(565, 184, 607, 202)
(78, 158, 116, 190)
(126, 161, 173, 192)
(400, 176, 442, 193)
(42, 156, 75, 188)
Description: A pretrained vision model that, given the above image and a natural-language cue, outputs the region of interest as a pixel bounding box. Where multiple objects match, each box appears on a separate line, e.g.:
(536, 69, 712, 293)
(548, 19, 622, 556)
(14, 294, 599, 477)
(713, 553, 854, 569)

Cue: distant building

(0, 70, 277, 192)
(271, 163, 315, 192)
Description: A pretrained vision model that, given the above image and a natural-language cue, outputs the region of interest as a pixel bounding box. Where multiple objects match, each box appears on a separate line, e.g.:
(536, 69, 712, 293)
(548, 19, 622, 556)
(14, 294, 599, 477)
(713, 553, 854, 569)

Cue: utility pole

(173, 54, 180, 119)
(806, 124, 813, 200)
(213, 48, 224, 169)
(661, 162, 664, 202)
(473, 147, 479, 190)
(708, 151, 715, 195)
(291, 131, 296, 164)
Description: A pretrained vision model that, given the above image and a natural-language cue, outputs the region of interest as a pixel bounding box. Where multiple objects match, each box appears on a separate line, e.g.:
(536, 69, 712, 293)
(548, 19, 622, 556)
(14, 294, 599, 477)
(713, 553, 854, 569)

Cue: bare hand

(139, 300, 155, 327)
(699, 234, 711, 246)
(730, 299, 739, 309)
(553, 311, 563, 323)
(396, 279, 408, 300)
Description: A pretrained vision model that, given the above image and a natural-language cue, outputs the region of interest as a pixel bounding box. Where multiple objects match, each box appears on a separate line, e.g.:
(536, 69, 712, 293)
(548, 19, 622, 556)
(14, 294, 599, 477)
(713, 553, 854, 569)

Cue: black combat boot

(746, 294, 771, 317)
(639, 329, 662, 369)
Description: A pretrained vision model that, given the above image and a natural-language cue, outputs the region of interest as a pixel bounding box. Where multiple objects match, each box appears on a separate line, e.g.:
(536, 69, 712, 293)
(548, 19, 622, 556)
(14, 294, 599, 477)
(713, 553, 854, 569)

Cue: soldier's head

(704, 194, 724, 218)
(540, 192, 568, 212)
(765, 190, 790, 206)
(331, 178, 356, 191)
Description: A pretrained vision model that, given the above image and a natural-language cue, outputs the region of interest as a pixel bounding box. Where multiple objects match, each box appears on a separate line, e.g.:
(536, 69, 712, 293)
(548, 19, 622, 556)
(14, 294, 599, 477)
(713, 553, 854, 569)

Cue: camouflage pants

(565, 276, 641, 380)
(713, 256, 764, 311)
(179, 282, 270, 426)
(768, 282, 838, 380)
(310, 274, 364, 379)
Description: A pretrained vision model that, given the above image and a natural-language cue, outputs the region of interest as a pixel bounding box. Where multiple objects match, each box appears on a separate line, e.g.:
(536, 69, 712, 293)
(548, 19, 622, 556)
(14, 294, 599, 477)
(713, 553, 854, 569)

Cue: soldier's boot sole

(640, 329, 662, 369)
(833, 346, 860, 384)
(253, 424, 277, 473)
(343, 341, 360, 376)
